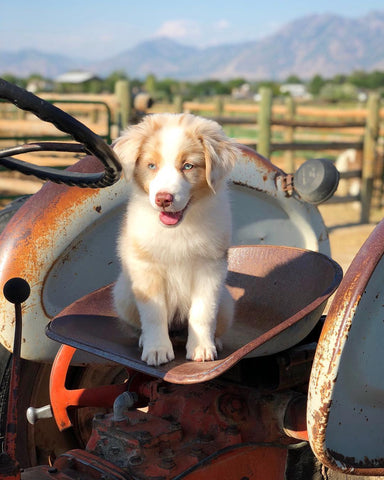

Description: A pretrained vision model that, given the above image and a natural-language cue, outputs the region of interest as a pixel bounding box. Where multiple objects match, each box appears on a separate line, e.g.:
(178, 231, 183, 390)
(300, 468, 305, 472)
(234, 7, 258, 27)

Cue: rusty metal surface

(85, 377, 294, 479)
(21, 380, 291, 480)
(0, 156, 128, 362)
(21, 450, 130, 480)
(308, 218, 384, 475)
(0, 146, 330, 362)
(47, 245, 341, 384)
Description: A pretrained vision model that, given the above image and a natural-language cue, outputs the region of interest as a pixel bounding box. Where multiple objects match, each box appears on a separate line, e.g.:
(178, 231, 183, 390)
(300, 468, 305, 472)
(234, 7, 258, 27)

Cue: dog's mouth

(159, 204, 189, 227)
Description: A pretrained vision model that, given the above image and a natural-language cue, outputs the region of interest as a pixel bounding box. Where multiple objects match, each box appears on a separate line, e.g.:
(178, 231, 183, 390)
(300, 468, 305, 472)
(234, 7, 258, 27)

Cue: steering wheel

(0, 78, 121, 188)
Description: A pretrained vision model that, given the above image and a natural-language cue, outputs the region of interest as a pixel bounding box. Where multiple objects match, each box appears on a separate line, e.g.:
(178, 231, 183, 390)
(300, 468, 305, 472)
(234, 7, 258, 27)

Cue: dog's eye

(148, 163, 157, 170)
(182, 163, 194, 171)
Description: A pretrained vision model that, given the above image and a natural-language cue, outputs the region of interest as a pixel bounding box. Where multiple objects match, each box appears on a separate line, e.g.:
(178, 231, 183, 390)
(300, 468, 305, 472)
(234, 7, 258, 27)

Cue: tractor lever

(1, 278, 30, 478)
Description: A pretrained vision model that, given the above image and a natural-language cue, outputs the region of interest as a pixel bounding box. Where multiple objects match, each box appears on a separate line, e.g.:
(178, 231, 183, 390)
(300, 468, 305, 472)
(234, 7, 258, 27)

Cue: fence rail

(0, 81, 383, 222)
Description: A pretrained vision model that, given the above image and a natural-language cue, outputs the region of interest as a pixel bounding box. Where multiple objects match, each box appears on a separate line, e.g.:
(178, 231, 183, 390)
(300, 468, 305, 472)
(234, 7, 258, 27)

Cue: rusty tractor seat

(46, 245, 342, 384)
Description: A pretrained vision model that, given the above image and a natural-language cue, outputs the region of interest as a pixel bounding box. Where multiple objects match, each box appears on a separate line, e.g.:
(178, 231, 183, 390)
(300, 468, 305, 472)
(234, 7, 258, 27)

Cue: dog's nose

(155, 192, 174, 208)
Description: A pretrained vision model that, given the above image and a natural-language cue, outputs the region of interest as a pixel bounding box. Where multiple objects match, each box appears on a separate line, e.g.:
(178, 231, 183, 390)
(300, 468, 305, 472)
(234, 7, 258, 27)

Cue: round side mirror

(294, 158, 340, 204)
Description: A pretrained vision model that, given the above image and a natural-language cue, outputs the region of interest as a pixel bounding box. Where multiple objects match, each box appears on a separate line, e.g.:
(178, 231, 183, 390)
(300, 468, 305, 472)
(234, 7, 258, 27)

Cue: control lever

(1, 277, 30, 477)
(26, 405, 53, 424)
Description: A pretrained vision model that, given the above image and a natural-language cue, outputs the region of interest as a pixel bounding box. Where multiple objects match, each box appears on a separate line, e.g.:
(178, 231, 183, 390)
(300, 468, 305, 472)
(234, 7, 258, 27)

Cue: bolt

(128, 455, 143, 466)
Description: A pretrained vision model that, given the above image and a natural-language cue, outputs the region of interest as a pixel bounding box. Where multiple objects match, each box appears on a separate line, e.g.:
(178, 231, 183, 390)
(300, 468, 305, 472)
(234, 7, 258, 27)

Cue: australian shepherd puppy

(113, 113, 239, 366)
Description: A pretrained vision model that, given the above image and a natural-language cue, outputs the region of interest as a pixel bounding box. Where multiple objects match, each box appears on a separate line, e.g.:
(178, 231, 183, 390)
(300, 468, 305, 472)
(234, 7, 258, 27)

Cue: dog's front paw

(186, 342, 217, 362)
(141, 342, 175, 366)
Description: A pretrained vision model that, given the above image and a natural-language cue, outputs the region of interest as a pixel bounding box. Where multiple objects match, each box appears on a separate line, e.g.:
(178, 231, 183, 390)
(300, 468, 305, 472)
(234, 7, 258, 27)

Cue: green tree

(319, 83, 358, 102)
(308, 74, 326, 96)
(103, 70, 129, 93)
(226, 78, 248, 90)
(1, 74, 27, 88)
(256, 81, 280, 97)
(285, 74, 302, 84)
(348, 70, 384, 90)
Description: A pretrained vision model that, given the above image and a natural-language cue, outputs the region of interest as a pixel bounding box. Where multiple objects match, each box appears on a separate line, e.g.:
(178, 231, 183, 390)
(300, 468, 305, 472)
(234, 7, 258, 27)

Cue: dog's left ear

(199, 127, 240, 192)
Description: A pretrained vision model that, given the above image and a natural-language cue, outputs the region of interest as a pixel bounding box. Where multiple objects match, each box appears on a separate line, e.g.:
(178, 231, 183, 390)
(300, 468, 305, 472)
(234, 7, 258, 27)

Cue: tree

(103, 71, 129, 93)
(226, 78, 248, 90)
(319, 83, 358, 102)
(1, 74, 27, 88)
(308, 74, 326, 96)
(285, 74, 302, 84)
(256, 81, 280, 97)
(348, 70, 384, 90)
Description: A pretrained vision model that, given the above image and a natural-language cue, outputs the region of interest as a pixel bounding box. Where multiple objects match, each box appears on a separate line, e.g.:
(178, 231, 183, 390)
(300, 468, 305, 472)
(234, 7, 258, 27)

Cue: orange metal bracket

(49, 344, 128, 431)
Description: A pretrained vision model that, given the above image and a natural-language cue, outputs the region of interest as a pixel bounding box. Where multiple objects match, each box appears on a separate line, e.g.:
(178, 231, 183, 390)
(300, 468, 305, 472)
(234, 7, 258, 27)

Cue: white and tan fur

(113, 113, 239, 366)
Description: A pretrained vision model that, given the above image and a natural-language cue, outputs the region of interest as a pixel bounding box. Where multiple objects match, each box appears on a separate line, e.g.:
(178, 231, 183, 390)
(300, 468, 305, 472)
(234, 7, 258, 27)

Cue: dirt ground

(318, 202, 382, 274)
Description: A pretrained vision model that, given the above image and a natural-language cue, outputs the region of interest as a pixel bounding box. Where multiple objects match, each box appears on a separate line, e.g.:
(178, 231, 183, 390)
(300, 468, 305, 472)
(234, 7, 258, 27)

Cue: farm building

(55, 71, 102, 93)
(280, 83, 310, 99)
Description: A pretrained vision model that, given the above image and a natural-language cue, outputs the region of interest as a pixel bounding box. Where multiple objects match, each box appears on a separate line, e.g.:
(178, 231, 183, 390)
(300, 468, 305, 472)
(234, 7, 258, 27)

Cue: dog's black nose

(155, 192, 173, 208)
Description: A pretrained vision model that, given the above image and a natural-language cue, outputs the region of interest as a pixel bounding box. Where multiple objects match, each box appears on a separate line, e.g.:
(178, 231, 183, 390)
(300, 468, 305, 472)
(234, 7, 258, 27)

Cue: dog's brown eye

(148, 163, 157, 170)
(182, 163, 194, 171)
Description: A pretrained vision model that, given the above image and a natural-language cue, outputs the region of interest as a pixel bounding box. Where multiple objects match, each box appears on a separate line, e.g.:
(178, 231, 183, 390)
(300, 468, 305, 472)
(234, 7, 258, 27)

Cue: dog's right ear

(112, 127, 144, 181)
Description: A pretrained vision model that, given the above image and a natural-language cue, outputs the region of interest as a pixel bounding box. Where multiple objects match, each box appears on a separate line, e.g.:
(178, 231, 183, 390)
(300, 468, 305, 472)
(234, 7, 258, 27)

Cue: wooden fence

(165, 87, 383, 223)
(0, 80, 383, 222)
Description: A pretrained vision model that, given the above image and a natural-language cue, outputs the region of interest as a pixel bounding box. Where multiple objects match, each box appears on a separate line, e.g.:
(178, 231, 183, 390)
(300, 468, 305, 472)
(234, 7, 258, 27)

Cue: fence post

(361, 92, 380, 223)
(215, 96, 224, 117)
(114, 79, 131, 131)
(284, 96, 296, 172)
(174, 95, 184, 113)
(258, 88, 272, 158)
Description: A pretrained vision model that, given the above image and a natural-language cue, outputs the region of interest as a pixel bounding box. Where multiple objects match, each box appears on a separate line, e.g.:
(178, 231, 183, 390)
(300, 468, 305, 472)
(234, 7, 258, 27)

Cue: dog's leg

(132, 268, 174, 366)
(186, 260, 227, 362)
(113, 273, 141, 328)
(214, 287, 234, 351)
(137, 293, 175, 366)
(114, 270, 174, 366)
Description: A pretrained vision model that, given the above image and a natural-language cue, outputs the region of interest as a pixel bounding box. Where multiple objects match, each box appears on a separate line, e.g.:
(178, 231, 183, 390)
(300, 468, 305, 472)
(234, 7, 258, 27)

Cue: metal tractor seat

(46, 244, 342, 384)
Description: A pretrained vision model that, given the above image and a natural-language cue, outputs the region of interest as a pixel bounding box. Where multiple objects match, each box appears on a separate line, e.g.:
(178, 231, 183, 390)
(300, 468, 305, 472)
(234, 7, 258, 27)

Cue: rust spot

(233, 181, 264, 193)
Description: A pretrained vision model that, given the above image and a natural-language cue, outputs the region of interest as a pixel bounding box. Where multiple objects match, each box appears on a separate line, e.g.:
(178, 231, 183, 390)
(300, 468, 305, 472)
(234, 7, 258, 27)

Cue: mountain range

(1, 10, 384, 80)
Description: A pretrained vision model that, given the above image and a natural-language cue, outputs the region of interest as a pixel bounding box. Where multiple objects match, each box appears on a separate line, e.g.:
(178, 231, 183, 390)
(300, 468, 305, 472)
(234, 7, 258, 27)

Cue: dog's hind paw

(141, 344, 175, 366)
(215, 337, 223, 352)
(186, 344, 217, 362)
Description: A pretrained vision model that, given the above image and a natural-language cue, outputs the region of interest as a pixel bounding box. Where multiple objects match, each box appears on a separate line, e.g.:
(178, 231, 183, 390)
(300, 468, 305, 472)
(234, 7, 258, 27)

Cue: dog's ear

(199, 124, 239, 192)
(112, 127, 144, 181)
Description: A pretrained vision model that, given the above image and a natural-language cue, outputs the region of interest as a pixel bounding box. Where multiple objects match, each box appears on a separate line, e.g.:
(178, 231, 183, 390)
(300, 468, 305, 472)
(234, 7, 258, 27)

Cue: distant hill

(0, 49, 83, 78)
(1, 11, 384, 80)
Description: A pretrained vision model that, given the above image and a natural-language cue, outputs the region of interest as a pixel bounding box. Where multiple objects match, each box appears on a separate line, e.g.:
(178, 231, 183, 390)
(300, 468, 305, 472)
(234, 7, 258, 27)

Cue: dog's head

(113, 113, 239, 227)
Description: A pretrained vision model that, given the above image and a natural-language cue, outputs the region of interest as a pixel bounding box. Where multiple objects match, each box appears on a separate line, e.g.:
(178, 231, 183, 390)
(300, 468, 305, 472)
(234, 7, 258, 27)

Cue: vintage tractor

(0, 79, 383, 479)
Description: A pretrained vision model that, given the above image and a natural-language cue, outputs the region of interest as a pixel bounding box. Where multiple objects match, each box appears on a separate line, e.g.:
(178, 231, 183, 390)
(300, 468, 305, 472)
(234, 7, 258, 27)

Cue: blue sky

(1, 0, 383, 60)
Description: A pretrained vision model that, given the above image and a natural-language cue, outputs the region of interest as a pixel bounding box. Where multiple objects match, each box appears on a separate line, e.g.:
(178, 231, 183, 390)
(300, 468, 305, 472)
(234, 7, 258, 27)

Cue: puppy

(113, 113, 239, 366)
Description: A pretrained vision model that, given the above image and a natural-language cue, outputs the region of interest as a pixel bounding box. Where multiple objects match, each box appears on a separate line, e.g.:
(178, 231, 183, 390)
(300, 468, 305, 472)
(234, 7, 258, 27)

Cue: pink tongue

(159, 210, 182, 226)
